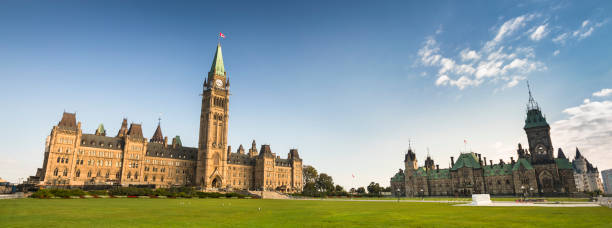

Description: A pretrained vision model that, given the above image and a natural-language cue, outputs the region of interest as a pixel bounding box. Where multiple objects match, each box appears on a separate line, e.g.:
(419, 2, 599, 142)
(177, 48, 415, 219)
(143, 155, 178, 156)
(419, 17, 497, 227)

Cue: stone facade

(392, 86, 578, 196)
(572, 149, 604, 193)
(602, 169, 612, 195)
(32, 44, 303, 192)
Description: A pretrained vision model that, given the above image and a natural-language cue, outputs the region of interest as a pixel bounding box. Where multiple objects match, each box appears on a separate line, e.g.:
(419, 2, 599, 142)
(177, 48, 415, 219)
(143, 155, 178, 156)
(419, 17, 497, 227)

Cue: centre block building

(32, 44, 304, 192)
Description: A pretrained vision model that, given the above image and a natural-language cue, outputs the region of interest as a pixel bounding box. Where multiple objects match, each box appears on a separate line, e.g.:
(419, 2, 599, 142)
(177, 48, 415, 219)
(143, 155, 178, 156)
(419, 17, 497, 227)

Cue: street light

(521, 185, 525, 201)
(420, 189, 424, 200)
(396, 188, 400, 202)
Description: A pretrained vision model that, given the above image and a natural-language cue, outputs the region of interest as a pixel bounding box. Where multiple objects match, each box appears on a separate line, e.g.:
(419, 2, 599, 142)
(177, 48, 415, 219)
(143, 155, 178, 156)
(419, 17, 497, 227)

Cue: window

(144, 176, 148, 181)
(63, 169, 67, 176)
(116, 173, 120, 178)
(57, 157, 60, 163)
(135, 172, 139, 179)
(87, 171, 92, 177)
(96, 170, 101, 176)
(105, 172, 110, 178)
(127, 172, 132, 179)
(53, 168, 58, 176)
(76, 170, 80, 177)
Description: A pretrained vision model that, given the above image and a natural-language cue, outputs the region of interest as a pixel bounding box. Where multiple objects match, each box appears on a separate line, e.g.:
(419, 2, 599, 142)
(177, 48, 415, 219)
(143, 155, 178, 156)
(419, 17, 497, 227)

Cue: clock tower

(523, 83, 554, 164)
(195, 43, 230, 189)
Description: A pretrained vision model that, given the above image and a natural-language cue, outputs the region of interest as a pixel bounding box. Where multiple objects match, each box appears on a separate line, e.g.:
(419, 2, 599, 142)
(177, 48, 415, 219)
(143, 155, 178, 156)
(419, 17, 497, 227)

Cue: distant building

(601, 169, 612, 195)
(392, 84, 578, 196)
(572, 148, 604, 193)
(30, 43, 304, 192)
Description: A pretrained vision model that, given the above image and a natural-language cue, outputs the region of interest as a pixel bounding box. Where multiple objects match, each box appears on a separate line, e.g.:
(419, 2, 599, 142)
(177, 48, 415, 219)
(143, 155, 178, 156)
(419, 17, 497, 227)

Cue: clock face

(535, 144, 546, 154)
(215, 79, 223, 88)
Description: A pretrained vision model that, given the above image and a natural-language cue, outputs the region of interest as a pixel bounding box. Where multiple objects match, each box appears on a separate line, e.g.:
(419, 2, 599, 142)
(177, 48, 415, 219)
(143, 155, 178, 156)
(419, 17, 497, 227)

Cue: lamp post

(420, 189, 424, 201)
(396, 188, 400, 203)
(529, 187, 534, 200)
(521, 185, 525, 201)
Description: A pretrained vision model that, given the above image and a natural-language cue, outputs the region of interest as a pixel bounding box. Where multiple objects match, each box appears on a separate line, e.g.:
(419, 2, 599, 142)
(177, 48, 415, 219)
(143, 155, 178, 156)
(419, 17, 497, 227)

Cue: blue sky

(1, 0, 611, 188)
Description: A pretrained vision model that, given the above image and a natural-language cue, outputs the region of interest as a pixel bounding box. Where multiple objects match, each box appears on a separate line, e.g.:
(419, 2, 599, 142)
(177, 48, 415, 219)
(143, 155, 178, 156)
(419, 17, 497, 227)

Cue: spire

(557, 148, 566, 159)
(150, 121, 163, 143)
(95, 124, 106, 136)
(526, 80, 540, 111)
(575, 147, 583, 159)
(116, 118, 128, 137)
(209, 43, 225, 76)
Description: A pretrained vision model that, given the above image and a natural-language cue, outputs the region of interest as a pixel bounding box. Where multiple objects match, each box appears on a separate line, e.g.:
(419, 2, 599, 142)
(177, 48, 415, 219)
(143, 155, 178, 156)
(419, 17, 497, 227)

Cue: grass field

(339, 197, 590, 202)
(1, 198, 610, 227)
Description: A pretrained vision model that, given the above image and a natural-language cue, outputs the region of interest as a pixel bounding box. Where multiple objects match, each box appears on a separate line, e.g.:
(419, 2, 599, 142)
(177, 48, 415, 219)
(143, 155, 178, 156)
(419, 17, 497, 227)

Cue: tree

(303, 165, 318, 185)
(383, 186, 392, 192)
(349, 188, 356, 194)
(335, 185, 344, 193)
(302, 182, 317, 196)
(315, 173, 335, 193)
(367, 182, 381, 195)
(356, 187, 366, 194)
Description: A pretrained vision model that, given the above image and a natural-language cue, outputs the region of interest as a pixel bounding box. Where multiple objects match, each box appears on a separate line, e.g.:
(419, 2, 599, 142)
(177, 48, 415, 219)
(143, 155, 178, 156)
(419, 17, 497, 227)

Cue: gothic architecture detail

(31, 43, 303, 192)
(391, 84, 578, 196)
(572, 148, 604, 193)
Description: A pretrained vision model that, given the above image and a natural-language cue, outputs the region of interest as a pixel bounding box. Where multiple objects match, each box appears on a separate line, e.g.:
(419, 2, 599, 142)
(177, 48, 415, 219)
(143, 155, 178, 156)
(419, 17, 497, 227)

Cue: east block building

(391, 87, 579, 197)
(31, 44, 304, 192)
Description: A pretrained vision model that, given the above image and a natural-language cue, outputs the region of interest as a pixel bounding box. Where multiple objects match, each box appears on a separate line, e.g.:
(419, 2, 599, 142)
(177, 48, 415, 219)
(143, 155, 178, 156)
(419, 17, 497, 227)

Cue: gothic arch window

(63, 169, 68, 176)
(53, 168, 59, 176)
(96, 170, 101, 177)
(135, 172, 139, 179)
(57, 157, 60, 163)
(87, 171, 92, 177)
(116, 173, 120, 178)
(75, 170, 80, 177)
(127, 172, 132, 179)
(105, 171, 110, 178)
(144, 176, 148, 181)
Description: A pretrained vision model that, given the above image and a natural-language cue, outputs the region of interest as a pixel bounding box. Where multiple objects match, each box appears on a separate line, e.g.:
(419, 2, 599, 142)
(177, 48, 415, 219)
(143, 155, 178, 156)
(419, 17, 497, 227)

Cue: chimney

(499, 159, 504, 165)
(511, 157, 515, 165)
(436, 165, 439, 171)
(451, 156, 454, 165)
(484, 157, 487, 166)
(490, 160, 493, 166)
(478, 154, 482, 165)
(163, 137, 168, 147)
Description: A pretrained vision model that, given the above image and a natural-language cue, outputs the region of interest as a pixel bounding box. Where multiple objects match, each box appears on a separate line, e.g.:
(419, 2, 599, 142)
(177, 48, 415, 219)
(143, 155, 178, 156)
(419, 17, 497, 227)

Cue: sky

(0, 0, 611, 188)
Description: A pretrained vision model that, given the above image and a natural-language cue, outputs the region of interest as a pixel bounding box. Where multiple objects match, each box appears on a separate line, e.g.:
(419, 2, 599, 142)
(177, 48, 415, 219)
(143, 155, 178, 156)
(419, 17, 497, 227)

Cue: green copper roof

(555, 158, 573, 169)
(511, 158, 534, 171)
(524, 109, 549, 129)
(173, 135, 182, 147)
(96, 124, 105, 134)
(210, 43, 225, 76)
(451, 153, 481, 170)
(483, 164, 513, 176)
(427, 169, 450, 179)
(416, 167, 428, 177)
(390, 171, 405, 182)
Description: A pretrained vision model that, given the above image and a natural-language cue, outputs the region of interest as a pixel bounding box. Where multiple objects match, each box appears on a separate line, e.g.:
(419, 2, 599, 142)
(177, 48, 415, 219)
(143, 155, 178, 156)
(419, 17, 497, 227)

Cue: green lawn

(1, 198, 610, 227)
(337, 197, 590, 202)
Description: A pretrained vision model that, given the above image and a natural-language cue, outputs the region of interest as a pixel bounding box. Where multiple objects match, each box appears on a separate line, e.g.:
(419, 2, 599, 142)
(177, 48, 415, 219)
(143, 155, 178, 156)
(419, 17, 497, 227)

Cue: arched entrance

(211, 176, 222, 188)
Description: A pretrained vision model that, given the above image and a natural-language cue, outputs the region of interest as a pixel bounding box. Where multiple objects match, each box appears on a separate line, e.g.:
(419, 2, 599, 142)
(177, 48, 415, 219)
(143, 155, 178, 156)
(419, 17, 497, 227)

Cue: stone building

(392, 85, 577, 196)
(32, 43, 304, 192)
(572, 149, 604, 193)
(602, 169, 612, 195)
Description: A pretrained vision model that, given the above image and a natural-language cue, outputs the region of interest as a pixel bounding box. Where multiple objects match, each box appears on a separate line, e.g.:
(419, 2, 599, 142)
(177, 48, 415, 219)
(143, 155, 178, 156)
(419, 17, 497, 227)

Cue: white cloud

(460, 49, 481, 61)
(417, 15, 546, 90)
(552, 32, 569, 44)
(555, 19, 607, 44)
(552, 95, 612, 171)
(489, 14, 536, 47)
(529, 24, 548, 41)
(593, 88, 612, 97)
(553, 50, 560, 56)
(435, 75, 450, 86)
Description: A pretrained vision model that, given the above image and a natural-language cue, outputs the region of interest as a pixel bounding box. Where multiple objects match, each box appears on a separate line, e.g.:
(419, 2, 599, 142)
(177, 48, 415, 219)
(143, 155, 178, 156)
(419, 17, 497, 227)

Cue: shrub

(31, 189, 53, 199)
(88, 190, 107, 196)
(49, 189, 72, 198)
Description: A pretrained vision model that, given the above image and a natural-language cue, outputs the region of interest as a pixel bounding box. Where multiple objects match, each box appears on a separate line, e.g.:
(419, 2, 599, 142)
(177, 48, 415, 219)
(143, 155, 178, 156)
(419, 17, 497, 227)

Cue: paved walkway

(454, 202, 600, 207)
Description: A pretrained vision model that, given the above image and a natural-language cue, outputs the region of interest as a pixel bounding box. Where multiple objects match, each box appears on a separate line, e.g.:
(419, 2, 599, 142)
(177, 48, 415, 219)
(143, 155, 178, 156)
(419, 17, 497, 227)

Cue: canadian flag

(219, 32, 226, 38)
